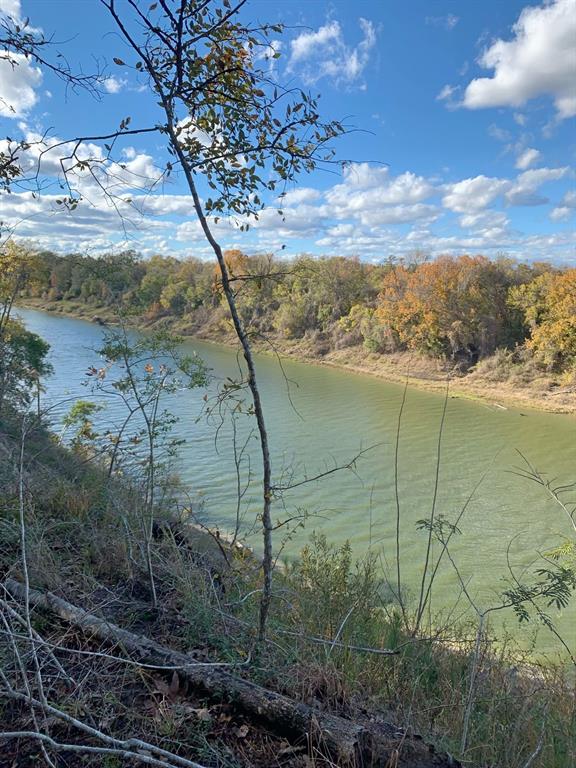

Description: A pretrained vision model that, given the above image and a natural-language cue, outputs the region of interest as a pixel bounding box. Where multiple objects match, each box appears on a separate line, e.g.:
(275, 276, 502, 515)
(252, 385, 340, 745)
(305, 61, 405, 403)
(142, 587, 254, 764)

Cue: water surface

(18, 308, 576, 655)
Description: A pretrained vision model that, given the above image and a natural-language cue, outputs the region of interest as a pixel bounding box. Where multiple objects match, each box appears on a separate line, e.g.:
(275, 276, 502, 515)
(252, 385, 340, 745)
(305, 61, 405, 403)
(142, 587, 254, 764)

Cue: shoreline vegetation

(7, 245, 575, 416)
(18, 295, 576, 415)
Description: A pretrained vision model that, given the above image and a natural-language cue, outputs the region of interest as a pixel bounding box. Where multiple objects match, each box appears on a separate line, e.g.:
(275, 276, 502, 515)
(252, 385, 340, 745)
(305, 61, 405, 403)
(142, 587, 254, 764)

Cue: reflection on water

(17, 308, 576, 654)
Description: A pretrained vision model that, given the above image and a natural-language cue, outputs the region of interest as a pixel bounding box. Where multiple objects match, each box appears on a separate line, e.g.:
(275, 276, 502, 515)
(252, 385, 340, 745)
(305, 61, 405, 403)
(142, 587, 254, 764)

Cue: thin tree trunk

(166, 124, 273, 643)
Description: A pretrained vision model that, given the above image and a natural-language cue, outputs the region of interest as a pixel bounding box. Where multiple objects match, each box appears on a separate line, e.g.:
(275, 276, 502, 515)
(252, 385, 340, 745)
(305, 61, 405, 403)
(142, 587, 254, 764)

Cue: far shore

(18, 298, 576, 415)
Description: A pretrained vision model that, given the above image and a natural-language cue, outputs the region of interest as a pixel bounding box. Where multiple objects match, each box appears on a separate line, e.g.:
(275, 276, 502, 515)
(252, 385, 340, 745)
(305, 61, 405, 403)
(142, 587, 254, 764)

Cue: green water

(17, 308, 576, 656)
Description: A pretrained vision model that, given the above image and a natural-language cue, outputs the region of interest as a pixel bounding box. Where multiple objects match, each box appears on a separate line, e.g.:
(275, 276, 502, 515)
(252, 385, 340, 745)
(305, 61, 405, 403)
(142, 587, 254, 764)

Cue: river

(17, 308, 576, 656)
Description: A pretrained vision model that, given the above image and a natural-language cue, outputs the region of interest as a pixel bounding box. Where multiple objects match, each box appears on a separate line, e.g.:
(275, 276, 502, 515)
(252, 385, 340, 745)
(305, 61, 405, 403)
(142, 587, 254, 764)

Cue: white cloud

(550, 189, 576, 220)
(462, 0, 576, 119)
(515, 147, 541, 170)
(253, 203, 331, 237)
(488, 124, 511, 142)
(442, 175, 510, 213)
(0, 53, 42, 118)
(327, 167, 435, 224)
(0, 0, 21, 20)
(287, 18, 376, 86)
(279, 188, 321, 206)
(289, 21, 341, 65)
(103, 76, 127, 94)
(338, 163, 390, 189)
(357, 203, 438, 227)
(459, 210, 509, 231)
(436, 84, 459, 104)
(506, 166, 569, 206)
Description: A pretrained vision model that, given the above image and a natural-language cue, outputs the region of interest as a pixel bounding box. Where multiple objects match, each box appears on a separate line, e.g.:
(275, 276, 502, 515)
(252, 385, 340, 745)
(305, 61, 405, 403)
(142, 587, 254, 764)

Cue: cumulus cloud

(462, 0, 576, 119)
(0, 53, 42, 118)
(103, 76, 127, 94)
(278, 188, 321, 206)
(550, 189, 576, 220)
(357, 204, 439, 227)
(515, 147, 541, 170)
(326, 166, 435, 228)
(442, 175, 510, 213)
(0, 0, 22, 20)
(459, 210, 509, 231)
(506, 166, 569, 206)
(287, 18, 376, 86)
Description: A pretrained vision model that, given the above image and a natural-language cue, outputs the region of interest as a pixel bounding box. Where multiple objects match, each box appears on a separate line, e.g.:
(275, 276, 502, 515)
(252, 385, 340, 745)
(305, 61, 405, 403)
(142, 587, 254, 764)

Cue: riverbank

(19, 298, 576, 414)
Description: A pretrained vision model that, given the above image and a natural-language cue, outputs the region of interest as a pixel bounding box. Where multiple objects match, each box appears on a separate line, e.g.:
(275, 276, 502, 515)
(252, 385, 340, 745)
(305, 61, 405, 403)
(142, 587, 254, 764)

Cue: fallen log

(4, 578, 460, 767)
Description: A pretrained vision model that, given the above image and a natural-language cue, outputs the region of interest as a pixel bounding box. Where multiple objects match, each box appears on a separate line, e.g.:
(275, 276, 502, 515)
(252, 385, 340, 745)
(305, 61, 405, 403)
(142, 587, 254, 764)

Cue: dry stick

(0, 596, 73, 685)
(119, 326, 158, 608)
(394, 374, 409, 627)
(16, 416, 58, 768)
(0, 691, 208, 768)
(0, 610, 56, 768)
(0, 628, 250, 670)
(5, 578, 412, 765)
(230, 417, 253, 549)
(521, 713, 547, 768)
(460, 613, 485, 757)
(0, 732, 207, 768)
(415, 377, 450, 633)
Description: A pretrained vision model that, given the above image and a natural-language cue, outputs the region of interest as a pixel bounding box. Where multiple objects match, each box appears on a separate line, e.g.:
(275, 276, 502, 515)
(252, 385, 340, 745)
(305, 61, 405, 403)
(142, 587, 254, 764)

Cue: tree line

(12, 244, 575, 376)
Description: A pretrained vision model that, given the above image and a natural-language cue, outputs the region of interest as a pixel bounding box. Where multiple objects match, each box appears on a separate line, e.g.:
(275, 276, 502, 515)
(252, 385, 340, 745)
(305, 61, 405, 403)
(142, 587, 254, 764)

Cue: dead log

(4, 578, 460, 767)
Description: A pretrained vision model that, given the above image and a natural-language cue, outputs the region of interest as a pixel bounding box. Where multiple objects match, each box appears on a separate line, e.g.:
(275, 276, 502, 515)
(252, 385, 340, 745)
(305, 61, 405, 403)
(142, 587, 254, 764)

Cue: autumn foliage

(509, 268, 576, 371)
(7, 243, 576, 376)
(374, 256, 521, 362)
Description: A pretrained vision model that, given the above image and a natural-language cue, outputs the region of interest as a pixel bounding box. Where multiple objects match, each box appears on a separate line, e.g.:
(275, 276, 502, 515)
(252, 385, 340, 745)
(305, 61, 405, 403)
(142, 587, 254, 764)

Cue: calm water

(18, 308, 576, 655)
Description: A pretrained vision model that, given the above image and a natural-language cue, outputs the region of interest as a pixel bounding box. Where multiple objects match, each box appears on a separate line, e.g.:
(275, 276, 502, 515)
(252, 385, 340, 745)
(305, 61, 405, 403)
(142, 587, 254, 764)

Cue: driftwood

(5, 578, 460, 767)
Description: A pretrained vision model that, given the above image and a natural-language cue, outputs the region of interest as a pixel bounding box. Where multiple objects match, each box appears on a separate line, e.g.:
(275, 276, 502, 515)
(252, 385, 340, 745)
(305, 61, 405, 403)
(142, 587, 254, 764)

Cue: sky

(0, 0, 575, 264)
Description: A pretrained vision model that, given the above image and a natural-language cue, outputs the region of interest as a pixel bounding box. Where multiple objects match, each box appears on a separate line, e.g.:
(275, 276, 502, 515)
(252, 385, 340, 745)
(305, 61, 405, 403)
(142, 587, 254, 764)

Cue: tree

(0, 242, 44, 333)
(87, 326, 207, 606)
(32, 0, 345, 640)
(509, 268, 576, 373)
(0, 242, 51, 412)
(0, 318, 51, 413)
(375, 255, 521, 363)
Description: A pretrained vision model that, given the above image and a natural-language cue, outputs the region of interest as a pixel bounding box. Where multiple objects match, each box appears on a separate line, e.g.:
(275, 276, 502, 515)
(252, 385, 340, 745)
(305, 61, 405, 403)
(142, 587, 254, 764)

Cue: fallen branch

(0, 727, 207, 768)
(5, 578, 460, 767)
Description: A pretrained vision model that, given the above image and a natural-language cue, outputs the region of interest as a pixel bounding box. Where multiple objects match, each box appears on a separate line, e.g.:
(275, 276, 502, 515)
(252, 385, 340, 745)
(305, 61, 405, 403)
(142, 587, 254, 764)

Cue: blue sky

(1, 0, 575, 263)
